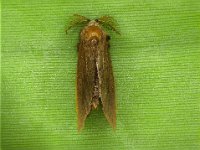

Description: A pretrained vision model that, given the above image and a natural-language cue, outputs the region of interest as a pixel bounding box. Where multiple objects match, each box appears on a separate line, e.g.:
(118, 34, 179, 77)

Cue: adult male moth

(66, 14, 119, 131)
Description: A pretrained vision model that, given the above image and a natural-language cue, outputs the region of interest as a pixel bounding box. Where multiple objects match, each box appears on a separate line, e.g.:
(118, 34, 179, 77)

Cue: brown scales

(67, 15, 119, 131)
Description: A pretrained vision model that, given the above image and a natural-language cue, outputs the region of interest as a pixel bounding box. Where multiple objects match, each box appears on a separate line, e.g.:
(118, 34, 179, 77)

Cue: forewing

(76, 42, 96, 131)
(98, 36, 116, 129)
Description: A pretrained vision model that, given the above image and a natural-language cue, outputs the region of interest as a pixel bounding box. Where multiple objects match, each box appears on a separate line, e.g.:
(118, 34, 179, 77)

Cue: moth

(66, 14, 119, 131)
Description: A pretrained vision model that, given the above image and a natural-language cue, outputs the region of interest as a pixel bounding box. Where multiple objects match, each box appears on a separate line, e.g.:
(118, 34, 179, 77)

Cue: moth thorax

(90, 36, 99, 46)
(85, 25, 102, 37)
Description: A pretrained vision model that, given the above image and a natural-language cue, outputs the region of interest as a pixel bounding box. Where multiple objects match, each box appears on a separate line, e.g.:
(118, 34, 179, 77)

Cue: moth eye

(95, 19, 99, 22)
(106, 35, 111, 41)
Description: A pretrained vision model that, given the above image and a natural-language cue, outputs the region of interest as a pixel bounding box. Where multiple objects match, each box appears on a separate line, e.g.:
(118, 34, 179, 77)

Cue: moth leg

(106, 35, 111, 41)
(66, 14, 90, 33)
(96, 16, 120, 35)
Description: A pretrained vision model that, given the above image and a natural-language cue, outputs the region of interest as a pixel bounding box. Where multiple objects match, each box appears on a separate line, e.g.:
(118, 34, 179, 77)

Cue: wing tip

(102, 109, 116, 130)
(77, 105, 91, 132)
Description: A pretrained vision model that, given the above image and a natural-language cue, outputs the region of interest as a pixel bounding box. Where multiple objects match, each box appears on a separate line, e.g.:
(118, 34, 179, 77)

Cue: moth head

(87, 20, 100, 27)
(66, 14, 120, 35)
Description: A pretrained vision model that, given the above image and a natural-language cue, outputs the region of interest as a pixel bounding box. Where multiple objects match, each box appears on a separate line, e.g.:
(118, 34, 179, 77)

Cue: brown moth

(66, 14, 119, 131)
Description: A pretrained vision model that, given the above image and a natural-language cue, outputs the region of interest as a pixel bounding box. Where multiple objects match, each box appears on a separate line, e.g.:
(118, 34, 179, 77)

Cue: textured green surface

(1, 0, 200, 150)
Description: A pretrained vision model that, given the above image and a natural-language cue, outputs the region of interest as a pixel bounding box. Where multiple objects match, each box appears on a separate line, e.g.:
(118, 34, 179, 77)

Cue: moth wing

(76, 43, 96, 131)
(98, 39, 116, 129)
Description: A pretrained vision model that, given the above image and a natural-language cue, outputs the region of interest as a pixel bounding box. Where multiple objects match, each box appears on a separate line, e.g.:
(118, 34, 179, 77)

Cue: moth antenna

(97, 16, 120, 35)
(66, 14, 90, 34)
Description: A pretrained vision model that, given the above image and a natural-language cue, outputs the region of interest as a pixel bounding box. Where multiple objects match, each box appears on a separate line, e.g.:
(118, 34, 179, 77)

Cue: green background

(1, 0, 200, 150)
